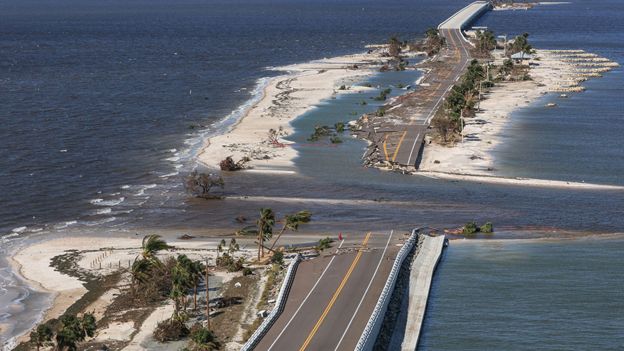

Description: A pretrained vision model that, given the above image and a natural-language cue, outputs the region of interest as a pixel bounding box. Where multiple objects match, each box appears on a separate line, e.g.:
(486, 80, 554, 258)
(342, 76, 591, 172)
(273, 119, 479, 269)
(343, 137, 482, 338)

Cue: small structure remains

(511, 51, 534, 63)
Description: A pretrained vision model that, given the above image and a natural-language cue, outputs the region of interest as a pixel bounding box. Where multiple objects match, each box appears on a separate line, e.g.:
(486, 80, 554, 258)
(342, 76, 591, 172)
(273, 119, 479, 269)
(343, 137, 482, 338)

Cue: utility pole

(205, 258, 211, 331)
(460, 109, 464, 144)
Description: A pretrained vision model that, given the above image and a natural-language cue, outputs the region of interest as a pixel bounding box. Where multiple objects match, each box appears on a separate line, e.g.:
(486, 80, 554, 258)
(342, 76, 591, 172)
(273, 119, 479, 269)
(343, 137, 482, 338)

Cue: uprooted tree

(185, 171, 224, 199)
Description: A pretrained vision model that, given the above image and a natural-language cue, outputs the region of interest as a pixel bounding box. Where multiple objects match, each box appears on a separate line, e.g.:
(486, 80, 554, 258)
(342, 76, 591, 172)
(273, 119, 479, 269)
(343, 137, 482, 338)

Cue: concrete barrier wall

(354, 229, 419, 351)
(400, 235, 446, 351)
(240, 254, 301, 351)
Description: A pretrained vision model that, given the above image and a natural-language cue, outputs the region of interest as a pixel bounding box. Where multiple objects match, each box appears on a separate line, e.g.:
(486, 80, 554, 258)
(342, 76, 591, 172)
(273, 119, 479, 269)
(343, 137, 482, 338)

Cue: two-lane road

(391, 27, 473, 167)
(255, 231, 401, 351)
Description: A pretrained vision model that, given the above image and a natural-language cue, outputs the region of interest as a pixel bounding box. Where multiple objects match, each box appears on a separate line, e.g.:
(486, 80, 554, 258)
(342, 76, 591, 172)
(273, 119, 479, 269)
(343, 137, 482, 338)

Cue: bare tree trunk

(269, 226, 287, 252)
(193, 282, 197, 310)
(205, 265, 210, 331)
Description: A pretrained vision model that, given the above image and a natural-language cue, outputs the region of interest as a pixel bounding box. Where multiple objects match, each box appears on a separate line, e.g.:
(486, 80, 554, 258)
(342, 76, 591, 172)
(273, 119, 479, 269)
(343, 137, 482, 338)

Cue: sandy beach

(196, 51, 390, 172)
(6, 234, 257, 349)
(419, 49, 619, 184)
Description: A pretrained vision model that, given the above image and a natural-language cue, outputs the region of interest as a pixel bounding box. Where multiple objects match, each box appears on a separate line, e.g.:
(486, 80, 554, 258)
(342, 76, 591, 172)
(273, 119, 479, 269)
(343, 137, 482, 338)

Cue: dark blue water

(475, 1, 624, 185)
(0, 0, 470, 236)
(1, 0, 624, 348)
(420, 238, 624, 350)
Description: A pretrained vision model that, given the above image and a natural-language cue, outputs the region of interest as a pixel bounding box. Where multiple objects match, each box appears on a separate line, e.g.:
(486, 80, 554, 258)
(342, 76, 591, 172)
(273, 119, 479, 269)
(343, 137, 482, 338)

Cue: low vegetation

(462, 221, 494, 235)
(432, 59, 490, 142)
(185, 171, 225, 199)
(411, 28, 446, 56)
(29, 313, 97, 351)
(316, 237, 333, 251)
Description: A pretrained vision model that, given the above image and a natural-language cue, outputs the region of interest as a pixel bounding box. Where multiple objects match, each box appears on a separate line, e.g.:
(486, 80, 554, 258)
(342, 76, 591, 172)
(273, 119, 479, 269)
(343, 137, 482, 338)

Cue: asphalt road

(254, 231, 402, 351)
(391, 27, 472, 167)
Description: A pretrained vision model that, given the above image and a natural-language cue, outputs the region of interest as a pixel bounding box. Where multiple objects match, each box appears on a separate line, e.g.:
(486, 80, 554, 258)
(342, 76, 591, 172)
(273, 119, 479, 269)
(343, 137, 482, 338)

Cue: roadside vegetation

(411, 28, 446, 57)
(431, 31, 533, 144)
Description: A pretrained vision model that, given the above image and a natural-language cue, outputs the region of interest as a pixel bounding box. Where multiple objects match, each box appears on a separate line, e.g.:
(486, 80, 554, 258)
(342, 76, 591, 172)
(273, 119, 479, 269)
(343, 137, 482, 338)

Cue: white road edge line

(266, 239, 345, 351)
(406, 133, 421, 166)
(332, 230, 394, 351)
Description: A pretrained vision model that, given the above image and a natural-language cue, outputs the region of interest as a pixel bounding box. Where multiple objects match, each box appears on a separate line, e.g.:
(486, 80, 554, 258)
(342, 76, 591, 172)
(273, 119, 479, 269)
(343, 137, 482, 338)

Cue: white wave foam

(11, 227, 27, 234)
(1, 233, 19, 240)
(180, 76, 274, 160)
(135, 184, 157, 196)
(95, 208, 112, 215)
(98, 197, 125, 206)
(121, 185, 130, 189)
(55, 220, 77, 229)
(83, 217, 117, 226)
(159, 172, 179, 178)
(165, 156, 180, 162)
(89, 198, 104, 205)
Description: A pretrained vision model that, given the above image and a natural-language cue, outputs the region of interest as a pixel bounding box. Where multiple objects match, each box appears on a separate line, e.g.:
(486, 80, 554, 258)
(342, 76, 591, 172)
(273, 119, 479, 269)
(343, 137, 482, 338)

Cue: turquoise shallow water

(420, 237, 624, 350)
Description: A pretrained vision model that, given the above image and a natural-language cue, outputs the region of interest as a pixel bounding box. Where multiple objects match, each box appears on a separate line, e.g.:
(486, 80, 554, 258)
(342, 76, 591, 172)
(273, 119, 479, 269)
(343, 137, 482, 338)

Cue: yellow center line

(391, 130, 408, 162)
(382, 134, 390, 161)
(298, 232, 372, 351)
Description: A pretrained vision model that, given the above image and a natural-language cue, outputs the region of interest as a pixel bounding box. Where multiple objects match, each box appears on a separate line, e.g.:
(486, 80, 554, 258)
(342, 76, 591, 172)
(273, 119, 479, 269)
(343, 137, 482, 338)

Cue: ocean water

(1, 0, 624, 348)
(0, 0, 468, 345)
(475, 1, 624, 185)
(420, 238, 624, 350)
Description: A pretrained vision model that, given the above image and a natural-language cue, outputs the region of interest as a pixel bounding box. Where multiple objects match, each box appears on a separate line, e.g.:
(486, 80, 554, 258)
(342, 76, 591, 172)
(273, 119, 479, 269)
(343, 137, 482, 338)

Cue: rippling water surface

(1, 0, 623, 347)
(420, 238, 624, 350)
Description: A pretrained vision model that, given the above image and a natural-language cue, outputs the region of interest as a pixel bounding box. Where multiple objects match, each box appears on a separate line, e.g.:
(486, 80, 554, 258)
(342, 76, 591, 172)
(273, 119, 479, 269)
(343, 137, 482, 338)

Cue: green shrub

(330, 135, 343, 144)
(153, 318, 189, 342)
(334, 122, 346, 133)
(270, 251, 284, 265)
(188, 323, 220, 350)
(462, 221, 479, 235)
(317, 237, 333, 251)
(480, 222, 493, 233)
(216, 253, 245, 272)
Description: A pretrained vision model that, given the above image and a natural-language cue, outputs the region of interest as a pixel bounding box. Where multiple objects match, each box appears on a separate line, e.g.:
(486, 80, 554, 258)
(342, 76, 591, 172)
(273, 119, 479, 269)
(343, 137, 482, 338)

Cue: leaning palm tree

(269, 211, 312, 252)
(130, 235, 170, 293)
(141, 234, 169, 264)
(256, 208, 275, 260)
(130, 258, 152, 293)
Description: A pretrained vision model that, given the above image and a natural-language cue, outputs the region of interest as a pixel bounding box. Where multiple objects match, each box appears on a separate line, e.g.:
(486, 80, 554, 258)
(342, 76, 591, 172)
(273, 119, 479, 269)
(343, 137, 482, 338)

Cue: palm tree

(190, 260, 205, 311)
(229, 238, 239, 254)
(30, 324, 53, 351)
(130, 258, 152, 294)
(141, 234, 169, 265)
(170, 258, 192, 317)
(130, 235, 170, 293)
(256, 208, 275, 260)
(269, 210, 312, 252)
(217, 239, 226, 259)
(55, 313, 96, 351)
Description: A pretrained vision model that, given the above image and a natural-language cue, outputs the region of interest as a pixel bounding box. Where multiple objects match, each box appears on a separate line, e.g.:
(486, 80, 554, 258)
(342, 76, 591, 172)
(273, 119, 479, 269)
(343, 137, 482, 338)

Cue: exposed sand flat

(419, 49, 618, 179)
(417, 171, 624, 191)
(196, 51, 389, 172)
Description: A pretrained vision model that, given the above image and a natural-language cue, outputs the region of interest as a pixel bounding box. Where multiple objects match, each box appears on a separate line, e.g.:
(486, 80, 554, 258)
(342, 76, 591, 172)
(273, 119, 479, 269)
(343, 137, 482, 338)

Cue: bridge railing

(438, 1, 491, 30)
(240, 253, 302, 351)
(354, 228, 420, 351)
